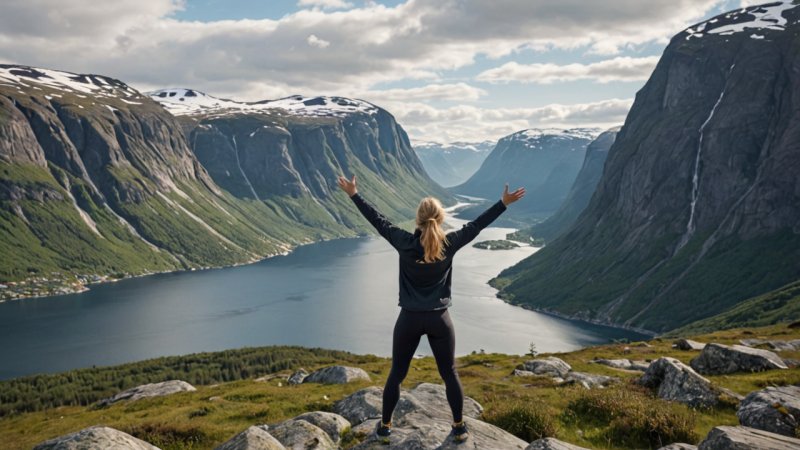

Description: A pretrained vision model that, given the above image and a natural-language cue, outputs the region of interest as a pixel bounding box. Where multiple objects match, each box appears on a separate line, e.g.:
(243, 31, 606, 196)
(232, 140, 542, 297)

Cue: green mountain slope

(0, 67, 452, 291)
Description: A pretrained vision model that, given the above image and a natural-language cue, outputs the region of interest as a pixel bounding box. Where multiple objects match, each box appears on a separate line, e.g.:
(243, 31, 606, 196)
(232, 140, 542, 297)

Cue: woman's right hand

(337, 174, 358, 197)
(502, 183, 525, 206)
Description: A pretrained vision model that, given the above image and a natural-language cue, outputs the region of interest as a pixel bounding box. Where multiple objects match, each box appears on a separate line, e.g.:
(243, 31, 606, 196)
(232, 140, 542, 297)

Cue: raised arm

(338, 175, 410, 248)
(447, 183, 525, 253)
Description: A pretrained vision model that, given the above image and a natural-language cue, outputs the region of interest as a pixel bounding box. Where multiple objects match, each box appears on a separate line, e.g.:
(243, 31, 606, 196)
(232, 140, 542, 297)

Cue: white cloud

(307, 34, 330, 48)
(381, 98, 633, 143)
(298, 0, 353, 10)
(477, 57, 661, 84)
(362, 83, 487, 103)
(0, 0, 722, 96)
(0, 0, 724, 141)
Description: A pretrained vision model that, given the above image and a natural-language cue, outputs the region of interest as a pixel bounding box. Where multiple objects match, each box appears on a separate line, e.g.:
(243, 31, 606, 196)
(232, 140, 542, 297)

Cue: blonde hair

(416, 197, 448, 263)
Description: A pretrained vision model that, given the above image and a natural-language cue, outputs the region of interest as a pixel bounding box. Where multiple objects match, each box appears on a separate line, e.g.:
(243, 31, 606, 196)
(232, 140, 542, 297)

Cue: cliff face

(494, 2, 800, 333)
(413, 141, 494, 187)
(451, 129, 598, 219)
(510, 128, 618, 243)
(0, 67, 450, 282)
(150, 89, 453, 231)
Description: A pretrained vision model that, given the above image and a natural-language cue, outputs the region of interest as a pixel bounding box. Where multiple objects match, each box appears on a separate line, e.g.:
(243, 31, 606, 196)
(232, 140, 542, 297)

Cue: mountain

(509, 127, 619, 244)
(0, 66, 451, 287)
(148, 89, 451, 221)
(492, 2, 800, 334)
(413, 140, 494, 187)
(450, 128, 600, 220)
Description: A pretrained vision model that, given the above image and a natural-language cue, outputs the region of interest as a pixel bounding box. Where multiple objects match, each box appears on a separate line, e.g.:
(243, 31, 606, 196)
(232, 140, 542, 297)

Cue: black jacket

(349, 193, 507, 311)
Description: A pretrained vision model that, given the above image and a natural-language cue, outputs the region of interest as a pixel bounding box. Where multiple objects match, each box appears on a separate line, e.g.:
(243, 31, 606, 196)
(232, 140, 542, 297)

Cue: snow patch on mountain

(0, 65, 141, 99)
(507, 128, 601, 146)
(684, 1, 797, 40)
(148, 88, 379, 118)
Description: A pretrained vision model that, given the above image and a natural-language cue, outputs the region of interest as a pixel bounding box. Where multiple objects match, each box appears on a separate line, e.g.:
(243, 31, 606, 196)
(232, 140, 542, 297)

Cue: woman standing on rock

(337, 174, 525, 444)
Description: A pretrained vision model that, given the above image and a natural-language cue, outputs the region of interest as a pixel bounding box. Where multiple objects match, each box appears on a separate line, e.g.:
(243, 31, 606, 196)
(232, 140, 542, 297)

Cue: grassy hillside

(1, 324, 798, 449)
(666, 280, 800, 337)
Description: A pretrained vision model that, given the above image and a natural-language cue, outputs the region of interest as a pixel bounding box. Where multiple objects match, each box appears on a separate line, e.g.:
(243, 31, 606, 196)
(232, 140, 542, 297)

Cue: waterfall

(232, 135, 260, 201)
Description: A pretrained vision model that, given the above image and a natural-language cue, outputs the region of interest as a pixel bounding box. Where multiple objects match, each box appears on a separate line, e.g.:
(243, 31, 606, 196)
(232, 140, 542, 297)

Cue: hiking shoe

(375, 420, 392, 444)
(452, 420, 469, 442)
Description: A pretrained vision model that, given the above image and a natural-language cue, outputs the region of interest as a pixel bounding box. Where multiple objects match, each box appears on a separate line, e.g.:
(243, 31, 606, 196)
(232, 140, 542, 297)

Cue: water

(0, 206, 647, 380)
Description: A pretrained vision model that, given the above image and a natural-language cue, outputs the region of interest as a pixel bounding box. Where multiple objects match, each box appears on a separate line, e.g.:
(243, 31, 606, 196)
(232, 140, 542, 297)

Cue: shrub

(563, 386, 697, 448)
(482, 399, 558, 442)
(122, 422, 208, 450)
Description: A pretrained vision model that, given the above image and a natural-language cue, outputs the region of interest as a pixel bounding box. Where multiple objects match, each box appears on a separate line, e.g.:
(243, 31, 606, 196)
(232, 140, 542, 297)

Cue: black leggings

(382, 308, 463, 423)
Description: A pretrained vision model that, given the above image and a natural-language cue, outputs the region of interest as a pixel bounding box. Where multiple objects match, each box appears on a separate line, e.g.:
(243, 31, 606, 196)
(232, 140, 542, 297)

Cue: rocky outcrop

(333, 383, 483, 425)
(303, 366, 371, 384)
(215, 426, 286, 450)
(291, 411, 351, 444)
(697, 425, 800, 450)
(33, 426, 160, 450)
(334, 383, 524, 449)
(267, 419, 336, 450)
(590, 358, 650, 371)
(674, 339, 707, 351)
(493, 3, 800, 334)
(656, 444, 697, 450)
(525, 437, 590, 449)
(562, 371, 618, 389)
(690, 343, 788, 375)
(97, 380, 196, 406)
(736, 385, 800, 437)
(740, 338, 800, 352)
(638, 357, 722, 407)
(453, 128, 599, 218)
(510, 127, 618, 243)
(521, 357, 572, 378)
(287, 368, 309, 385)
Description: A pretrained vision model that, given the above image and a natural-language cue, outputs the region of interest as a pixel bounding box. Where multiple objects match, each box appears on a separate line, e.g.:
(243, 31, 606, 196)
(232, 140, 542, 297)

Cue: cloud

(382, 98, 633, 143)
(476, 56, 660, 84)
(0, 0, 722, 95)
(362, 83, 487, 103)
(307, 34, 330, 48)
(298, 0, 353, 10)
(0, 0, 722, 141)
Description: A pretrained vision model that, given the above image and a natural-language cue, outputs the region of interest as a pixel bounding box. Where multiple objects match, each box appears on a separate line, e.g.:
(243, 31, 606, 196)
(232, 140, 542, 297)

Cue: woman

(337, 174, 525, 444)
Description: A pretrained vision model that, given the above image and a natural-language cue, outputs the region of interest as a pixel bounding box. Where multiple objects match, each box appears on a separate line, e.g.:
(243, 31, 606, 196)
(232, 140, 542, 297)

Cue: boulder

(332, 383, 482, 425)
(525, 437, 590, 449)
(656, 445, 697, 450)
(351, 415, 526, 449)
(215, 426, 286, 450)
(33, 426, 160, 450)
(639, 357, 720, 407)
(590, 358, 650, 371)
(673, 339, 706, 351)
(690, 343, 788, 375)
(97, 380, 196, 406)
(303, 366, 370, 384)
(266, 419, 335, 450)
(740, 338, 800, 352)
(338, 383, 525, 449)
(512, 369, 537, 377)
(697, 425, 800, 450)
(736, 385, 800, 437)
(562, 371, 618, 389)
(292, 411, 351, 443)
(287, 368, 308, 385)
(521, 357, 572, 378)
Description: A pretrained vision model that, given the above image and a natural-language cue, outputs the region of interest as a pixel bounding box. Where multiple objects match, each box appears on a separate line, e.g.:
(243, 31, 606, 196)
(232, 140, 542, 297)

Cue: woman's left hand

(337, 174, 358, 197)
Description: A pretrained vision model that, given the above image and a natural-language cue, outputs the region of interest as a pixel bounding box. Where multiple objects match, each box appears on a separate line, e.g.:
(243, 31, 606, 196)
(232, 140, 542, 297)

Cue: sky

(0, 0, 770, 144)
